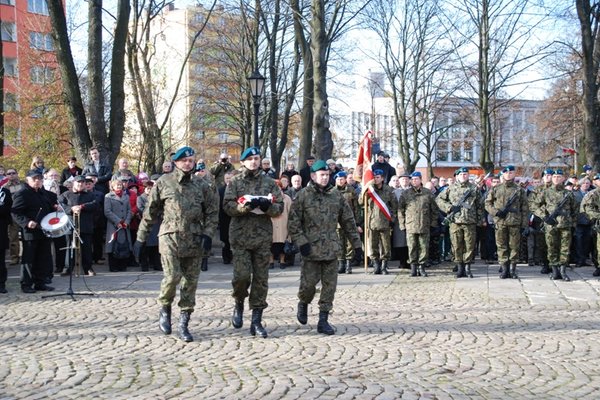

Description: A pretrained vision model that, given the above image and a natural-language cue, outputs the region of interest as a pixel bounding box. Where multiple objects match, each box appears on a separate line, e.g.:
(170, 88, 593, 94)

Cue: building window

(196, 130, 205, 139)
(218, 132, 229, 141)
(30, 32, 54, 51)
(3, 57, 18, 77)
(0, 0, 15, 5)
(1, 22, 16, 42)
(30, 66, 55, 84)
(28, 0, 48, 15)
(4, 92, 19, 112)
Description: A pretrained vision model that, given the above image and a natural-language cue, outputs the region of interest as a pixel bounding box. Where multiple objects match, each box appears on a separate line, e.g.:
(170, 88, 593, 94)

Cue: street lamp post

(248, 69, 265, 147)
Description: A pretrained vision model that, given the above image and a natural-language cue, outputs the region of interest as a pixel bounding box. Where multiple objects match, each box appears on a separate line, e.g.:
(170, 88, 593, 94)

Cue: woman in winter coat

(104, 179, 132, 271)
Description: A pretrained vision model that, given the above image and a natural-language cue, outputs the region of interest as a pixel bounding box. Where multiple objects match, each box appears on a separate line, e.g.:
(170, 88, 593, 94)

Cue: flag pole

(363, 190, 369, 273)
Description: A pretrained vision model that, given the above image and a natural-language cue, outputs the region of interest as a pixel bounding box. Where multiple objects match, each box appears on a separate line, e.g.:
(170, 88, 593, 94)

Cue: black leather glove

(450, 205, 461, 214)
(389, 221, 395, 229)
(354, 247, 364, 261)
(521, 227, 530, 237)
(247, 198, 261, 209)
(300, 243, 311, 256)
(258, 197, 271, 212)
(133, 240, 145, 264)
(496, 209, 508, 219)
(544, 216, 558, 226)
(200, 234, 212, 252)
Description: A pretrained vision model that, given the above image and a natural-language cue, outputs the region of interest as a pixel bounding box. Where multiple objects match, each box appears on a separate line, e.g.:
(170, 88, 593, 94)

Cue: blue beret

(583, 164, 592, 171)
(542, 168, 554, 176)
(240, 146, 260, 161)
(456, 167, 469, 174)
(172, 146, 195, 161)
(310, 160, 328, 172)
(410, 171, 422, 178)
(554, 169, 564, 176)
(502, 165, 515, 173)
(334, 171, 347, 179)
(196, 162, 206, 171)
(373, 169, 384, 176)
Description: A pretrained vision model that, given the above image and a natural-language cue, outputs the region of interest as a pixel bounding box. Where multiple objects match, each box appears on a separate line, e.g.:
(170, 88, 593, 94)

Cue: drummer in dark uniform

(59, 176, 99, 276)
(11, 170, 58, 293)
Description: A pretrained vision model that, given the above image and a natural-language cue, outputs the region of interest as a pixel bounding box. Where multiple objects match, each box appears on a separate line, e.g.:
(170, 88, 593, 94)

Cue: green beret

(311, 160, 328, 172)
(172, 146, 195, 161)
(240, 146, 260, 161)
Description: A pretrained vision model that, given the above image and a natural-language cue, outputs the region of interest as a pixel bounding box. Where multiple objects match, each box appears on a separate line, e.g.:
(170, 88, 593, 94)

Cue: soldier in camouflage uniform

(398, 172, 439, 277)
(534, 169, 578, 281)
(334, 171, 361, 274)
(529, 168, 554, 274)
(485, 165, 529, 279)
(581, 174, 600, 277)
(223, 147, 284, 338)
(359, 169, 398, 274)
(436, 167, 484, 273)
(288, 160, 363, 335)
(135, 146, 218, 343)
(195, 161, 218, 272)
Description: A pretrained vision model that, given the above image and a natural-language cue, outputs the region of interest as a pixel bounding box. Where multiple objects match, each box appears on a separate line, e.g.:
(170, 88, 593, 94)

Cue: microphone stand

(43, 202, 94, 301)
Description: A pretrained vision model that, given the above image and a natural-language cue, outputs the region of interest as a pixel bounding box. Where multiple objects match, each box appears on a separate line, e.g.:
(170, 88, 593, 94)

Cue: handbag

(283, 240, 299, 255)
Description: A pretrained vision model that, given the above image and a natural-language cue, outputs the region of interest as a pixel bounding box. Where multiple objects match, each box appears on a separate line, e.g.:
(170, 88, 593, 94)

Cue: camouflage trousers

(407, 232, 430, 265)
(495, 225, 521, 263)
(450, 223, 476, 263)
(368, 228, 391, 261)
(232, 246, 271, 310)
(336, 228, 355, 261)
(158, 254, 201, 312)
(298, 259, 338, 312)
(545, 227, 572, 266)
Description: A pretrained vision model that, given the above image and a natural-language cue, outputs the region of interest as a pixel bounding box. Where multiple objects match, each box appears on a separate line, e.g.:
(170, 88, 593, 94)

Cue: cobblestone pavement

(1, 259, 600, 399)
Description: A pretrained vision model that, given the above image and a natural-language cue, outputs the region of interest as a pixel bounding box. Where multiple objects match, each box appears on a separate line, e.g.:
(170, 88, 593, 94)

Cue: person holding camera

(210, 152, 235, 189)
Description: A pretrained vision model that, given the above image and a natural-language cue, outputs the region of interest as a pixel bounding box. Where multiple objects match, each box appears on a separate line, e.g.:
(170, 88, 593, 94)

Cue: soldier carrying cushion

(398, 171, 439, 277)
(485, 165, 529, 279)
(135, 146, 218, 342)
(333, 170, 361, 274)
(288, 160, 363, 335)
(223, 146, 284, 339)
(534, 169, 577, 281)
(436, 167, 484, 277)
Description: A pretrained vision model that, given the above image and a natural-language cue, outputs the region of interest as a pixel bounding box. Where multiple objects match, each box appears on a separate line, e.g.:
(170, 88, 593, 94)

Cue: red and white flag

(367, 185, 392, 221)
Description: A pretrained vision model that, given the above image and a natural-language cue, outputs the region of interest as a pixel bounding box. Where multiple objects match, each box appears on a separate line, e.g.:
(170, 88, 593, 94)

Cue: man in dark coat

(11, 170, 58, 293)
(59, 176, 99, 276)
(372, 151, 397, 184)
(0, 186, 12, 293)
(299, 156, 316, 188)
(82, 146, 113, 194)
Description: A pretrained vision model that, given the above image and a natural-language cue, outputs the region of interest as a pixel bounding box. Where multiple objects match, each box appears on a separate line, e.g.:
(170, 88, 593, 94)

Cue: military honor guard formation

(2, 143, 600, 345)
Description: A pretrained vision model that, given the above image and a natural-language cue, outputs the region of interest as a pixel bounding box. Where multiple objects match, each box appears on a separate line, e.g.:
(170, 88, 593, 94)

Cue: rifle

(496, 189, 521, 219)
(542, 193, 571, 227)
(442, 188, 474, 226)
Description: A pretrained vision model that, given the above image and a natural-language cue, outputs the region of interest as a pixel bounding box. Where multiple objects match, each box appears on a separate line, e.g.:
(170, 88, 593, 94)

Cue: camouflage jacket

(210, 162, 235, 188)
(335, 184, 360, 228)
(484, 180, 529, 227)
(137, 167, 218, 258)
(359, 183, 398, 230)
(223, 166, 283, 249)
(580, 188, 600, 222)
(536, 185, 577, 228)
(528, 182, 552, 217)
(436, 181, 483, 225)
(397, 186, 439, 234)
(288, 182, 361, 261)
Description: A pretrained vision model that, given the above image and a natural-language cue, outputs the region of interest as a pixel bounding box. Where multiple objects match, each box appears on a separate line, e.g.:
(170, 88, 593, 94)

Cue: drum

(41, 212, 72, 238)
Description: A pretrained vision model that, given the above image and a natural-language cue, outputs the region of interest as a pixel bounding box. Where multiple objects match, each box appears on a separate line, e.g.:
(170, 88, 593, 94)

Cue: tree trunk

(477, 0, 494, 174)
(88, 0, 107, 151)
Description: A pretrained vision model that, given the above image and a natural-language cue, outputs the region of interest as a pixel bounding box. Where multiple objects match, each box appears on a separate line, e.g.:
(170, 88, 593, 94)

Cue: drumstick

(34, 207, 42, 224)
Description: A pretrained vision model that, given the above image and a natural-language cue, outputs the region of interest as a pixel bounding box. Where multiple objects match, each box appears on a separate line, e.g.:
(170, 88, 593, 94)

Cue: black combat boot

(510, 263, 518, 279)
(232, 300, 244, 328)
(381, 260, 389, 275)
(410, 264, 418, 277)
(337, 260, 346, 274)
(456, 263, 466, 278)
(250, 309, 268, 338)
(159, 305, 172, 334)
(417, 264, 428, 277)
(200, 257, 208, 272)
(373, 261, 382, 275)
(500, 263, 510, 279)
(178, 311, 193, 342)
(560, 265, 571, 282)
(465, 263, 473, 278)
(345, 260, 352, 274)
(593, 267, 600, 277)
(297, 302, 308, 325)
(550, 265, 562, 280)
(540, 263, 550, 274)
(317, 311, 335, 335)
